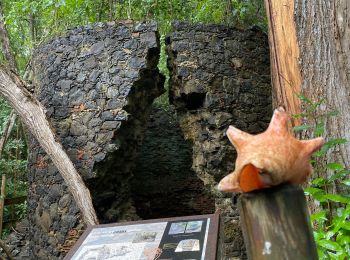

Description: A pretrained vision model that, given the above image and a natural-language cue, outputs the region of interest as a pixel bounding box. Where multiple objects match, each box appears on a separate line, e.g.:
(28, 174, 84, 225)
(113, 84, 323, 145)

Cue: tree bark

(265, 0, 350, 192)
(0, 66, 98, 226)
(264, 0, 301, 125)
(294, 1, 350, 181)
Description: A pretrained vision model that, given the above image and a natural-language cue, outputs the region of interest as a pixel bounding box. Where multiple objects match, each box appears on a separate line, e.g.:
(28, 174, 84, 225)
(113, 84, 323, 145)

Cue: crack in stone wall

(166, 21, 272, 259)
(28, 21, 164, 259)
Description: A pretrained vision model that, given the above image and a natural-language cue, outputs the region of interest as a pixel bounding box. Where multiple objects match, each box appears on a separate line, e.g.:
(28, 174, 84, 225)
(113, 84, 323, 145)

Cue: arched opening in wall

(131, 105, 215, 219)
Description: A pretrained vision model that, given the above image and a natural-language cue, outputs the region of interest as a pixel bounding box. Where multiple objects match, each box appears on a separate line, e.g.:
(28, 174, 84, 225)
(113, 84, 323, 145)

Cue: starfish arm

(300, 137, 325, 156)
(217, 171, 242, 192)
(226, 125, 253, 150)
(267, 107, 289, 134)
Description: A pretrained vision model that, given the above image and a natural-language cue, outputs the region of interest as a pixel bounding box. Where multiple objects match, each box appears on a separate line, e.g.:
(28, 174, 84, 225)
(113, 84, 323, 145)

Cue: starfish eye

(239, 164, 267, 192)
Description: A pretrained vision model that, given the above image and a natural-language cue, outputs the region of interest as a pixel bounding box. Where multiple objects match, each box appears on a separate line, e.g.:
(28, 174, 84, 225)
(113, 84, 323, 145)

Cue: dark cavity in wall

(131, 106, 215, 219)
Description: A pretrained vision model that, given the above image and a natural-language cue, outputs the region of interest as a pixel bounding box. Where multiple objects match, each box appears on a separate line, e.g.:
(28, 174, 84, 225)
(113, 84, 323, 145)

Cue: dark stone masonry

(132, 106, 215, 219)
(166, 21, 272, 259)
(5, 21, 272, 260)
(28, 21, 164, 259)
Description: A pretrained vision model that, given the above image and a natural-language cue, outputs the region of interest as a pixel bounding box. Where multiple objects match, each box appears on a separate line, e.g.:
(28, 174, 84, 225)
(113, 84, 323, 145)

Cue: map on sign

(65, 214, 218, 260)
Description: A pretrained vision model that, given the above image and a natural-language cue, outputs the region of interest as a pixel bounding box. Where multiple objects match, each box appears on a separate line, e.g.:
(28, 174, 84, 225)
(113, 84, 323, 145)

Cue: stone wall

(166, 22, 272, 259)
(29, 21, 164, 258)
(132, 106, 215, 219)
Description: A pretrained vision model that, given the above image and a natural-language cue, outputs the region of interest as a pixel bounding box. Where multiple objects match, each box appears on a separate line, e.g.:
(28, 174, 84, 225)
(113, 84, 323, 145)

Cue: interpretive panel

(65, 214, 219, 260)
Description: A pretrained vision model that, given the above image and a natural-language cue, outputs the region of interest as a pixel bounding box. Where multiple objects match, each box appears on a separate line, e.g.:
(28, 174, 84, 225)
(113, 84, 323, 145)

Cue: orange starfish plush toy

(218, 107, 324, 193)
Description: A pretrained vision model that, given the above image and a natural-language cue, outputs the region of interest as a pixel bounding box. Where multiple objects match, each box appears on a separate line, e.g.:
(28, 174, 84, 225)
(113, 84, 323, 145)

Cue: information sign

(65, 214, 219, 260)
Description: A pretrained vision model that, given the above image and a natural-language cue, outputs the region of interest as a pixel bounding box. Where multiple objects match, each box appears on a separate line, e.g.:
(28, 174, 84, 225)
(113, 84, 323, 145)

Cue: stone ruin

(29, 21, 164, 258)
(166, 22, 272, 258)
(7, 21, 271, 259)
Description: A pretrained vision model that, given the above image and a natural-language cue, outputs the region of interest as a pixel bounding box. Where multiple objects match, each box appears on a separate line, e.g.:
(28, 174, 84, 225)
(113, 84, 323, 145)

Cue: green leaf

(298, 94, 313, 104)
(292, 124, 312, 132)
(317, 248, 326, 260)
(328, 251, 345, 260)
(326, 163, 344, 171)
(325, 110, 339, 117)
(323, 194, 349, 204)
(318, 239, 342, 252)
(342, 180, 350, 186)
(311, 211, 327, 222)
(312, 178, 327, 186)
(329, 170, 350, 181)
(341, 222, 350, 231)
(327, 138, 348, 146)
(292, 113, 308, 119)
(314, 122, 325, 136)
(304, 187, 324, 196)
(337, 234, 350, 245)
(314, 230, 326, 240)
(325, 230, 335, 240)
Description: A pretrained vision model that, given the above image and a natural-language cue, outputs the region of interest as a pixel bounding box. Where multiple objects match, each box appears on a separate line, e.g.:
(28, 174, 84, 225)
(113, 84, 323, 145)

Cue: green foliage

(294, 97, 350, 259)
(1, 0, 266, 72)
(231, 0, 266, 30)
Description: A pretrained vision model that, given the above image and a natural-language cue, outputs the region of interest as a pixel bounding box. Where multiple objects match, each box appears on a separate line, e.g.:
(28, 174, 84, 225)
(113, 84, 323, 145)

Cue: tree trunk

(0, 110, 16, 158)
(294, 0, 350, 178)
(0, 67, 98, 226)
(265, 0, 350, 193)
(264, 0, 301, 125)
(109, 0, 115, 21)
(0, 2, 17, 71)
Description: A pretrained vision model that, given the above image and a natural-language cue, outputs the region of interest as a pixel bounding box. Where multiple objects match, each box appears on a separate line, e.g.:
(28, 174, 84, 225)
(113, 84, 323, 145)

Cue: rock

(56, 80, 72, 91)
(101, 121, 120, 130)
(70, 120, 88, 136)
(58, 194, 71, 208)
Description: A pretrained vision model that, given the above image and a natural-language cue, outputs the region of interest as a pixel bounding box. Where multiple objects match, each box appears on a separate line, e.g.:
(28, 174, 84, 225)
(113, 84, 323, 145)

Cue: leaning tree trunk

(0, 66, 98, 226)
(294, 1, 350, 179)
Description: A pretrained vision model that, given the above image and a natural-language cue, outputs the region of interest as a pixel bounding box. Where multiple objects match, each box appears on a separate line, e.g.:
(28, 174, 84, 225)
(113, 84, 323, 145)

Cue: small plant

(293, 95, 350, 259)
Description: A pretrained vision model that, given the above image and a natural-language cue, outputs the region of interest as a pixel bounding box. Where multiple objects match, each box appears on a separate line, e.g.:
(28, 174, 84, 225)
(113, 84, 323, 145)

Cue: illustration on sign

(70, 218, 211, 260)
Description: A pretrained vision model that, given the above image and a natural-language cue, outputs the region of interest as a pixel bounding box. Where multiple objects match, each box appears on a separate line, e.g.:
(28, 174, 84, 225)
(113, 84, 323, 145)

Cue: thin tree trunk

(0, 67, 98, 226)
(225, 0, 234, 25)
(0, 110, 16, 158)
(108, 0, 114, 21)
(0, 2, 16, 71)
(0, 174, 6, 238)
(29, 12, 36, 43)
(294, 0, 350, 186)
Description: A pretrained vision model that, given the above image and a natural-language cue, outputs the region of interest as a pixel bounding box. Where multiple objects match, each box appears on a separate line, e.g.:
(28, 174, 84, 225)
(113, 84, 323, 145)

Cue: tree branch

(0, 66, 98, 226)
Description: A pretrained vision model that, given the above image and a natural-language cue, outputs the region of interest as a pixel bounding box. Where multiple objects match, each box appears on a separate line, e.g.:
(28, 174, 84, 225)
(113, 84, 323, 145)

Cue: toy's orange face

(217, 107, 324, 193)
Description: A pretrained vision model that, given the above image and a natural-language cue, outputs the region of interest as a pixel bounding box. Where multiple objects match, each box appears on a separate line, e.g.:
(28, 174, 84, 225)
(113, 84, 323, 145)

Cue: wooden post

(0, 174, 6, 238)
(238, 184, 318, 260)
